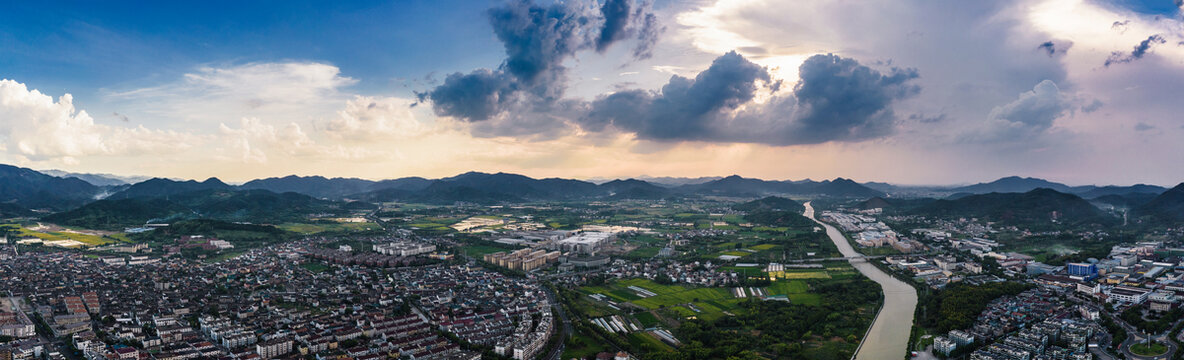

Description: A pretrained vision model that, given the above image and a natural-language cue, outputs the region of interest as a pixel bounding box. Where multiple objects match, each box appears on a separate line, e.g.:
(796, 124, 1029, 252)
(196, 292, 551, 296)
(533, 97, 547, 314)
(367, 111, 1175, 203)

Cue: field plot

(583, 279, 734, 315)
(6, 223, 119, 246)
(768, 269, 832, 280)
(278, 221, 379, 234)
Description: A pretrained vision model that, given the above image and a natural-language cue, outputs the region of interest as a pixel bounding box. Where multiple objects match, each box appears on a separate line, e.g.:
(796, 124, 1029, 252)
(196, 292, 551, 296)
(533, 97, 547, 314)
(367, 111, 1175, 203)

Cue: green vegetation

(1121, 306, 1184, 334)
(743, 210, 816, 229)
(909, 188, 1117, 228)
(126, 219, 293, 259)
(300, 262, 331, 273)
(644, 278, 881, 360)
(917, 282, 1032, 332)
(1130, 341, 1168, 356)
(43, 189, 344, 230)
(563, 260, 877, 360)
(1100, 313, 1128, 348)
(2, 223, 118, 246)
(460, 244, 514, 258)
(277, 221, 381, 235)
(733, 196, 805, 213)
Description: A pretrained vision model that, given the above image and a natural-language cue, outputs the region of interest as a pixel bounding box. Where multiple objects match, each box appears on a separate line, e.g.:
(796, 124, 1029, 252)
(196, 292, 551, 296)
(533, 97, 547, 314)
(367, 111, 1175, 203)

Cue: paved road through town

(805, 202, 919, 360)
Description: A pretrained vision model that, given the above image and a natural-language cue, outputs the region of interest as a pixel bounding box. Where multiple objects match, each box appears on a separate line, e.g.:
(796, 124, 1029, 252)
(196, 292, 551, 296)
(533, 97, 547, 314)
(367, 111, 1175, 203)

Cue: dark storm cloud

(422, 70, 514, 121)
(1038, 41, 1056, 56)
(1037, 40, 1074, 57)
(595, 0, 663, 60)
(581, 51, 775, 139)
(487, 0, 596, 85)
(596, 0, 630, 52)
(632, 12, 662, 60)
(777, 54, 919, 144)
(908, 113, 947, 124)
(581, 52, 920, 145)
(421, 0, 660, 125)
(1105, 35, 1166, 67)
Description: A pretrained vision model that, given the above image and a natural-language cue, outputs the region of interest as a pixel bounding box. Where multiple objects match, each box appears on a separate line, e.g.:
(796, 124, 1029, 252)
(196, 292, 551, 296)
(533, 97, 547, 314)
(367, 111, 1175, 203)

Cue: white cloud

(971, 79, 1071, 142)
(324, 96, 425, 141)
(106, 61, 357, 125)
(218, 117, 390, 164)
(180, 62, 357, 104)
(0, 79, 193, 164)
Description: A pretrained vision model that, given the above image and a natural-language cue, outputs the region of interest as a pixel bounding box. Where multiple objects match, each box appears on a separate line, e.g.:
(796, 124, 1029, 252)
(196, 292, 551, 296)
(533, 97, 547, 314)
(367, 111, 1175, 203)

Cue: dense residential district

(5, 170, 1184, 360)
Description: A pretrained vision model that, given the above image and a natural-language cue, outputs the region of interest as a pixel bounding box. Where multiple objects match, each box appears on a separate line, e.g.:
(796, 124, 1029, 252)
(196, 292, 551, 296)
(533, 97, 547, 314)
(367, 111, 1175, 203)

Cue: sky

(2, 0, 1184, 186)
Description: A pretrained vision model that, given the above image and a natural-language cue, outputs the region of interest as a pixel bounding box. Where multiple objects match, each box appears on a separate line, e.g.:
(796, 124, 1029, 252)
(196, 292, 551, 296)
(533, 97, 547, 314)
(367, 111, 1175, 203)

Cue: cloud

(421, 69, 514, 121)
(582, 51, 775, 138)
(1134, 122, 1155, 131)
(1112, 20, 1131, 33)
(421, 0, 660, 125)
(0, 79, 193, 164)
(107, 61, 358, 125)
(116, 62, 356, 105)
(324, 96, 425, 140)
(971, 80, 1069, 142)
(596, 0, 663, 59)
(219, 118, 386, 163)
(581, 52, 919, 146)
(1105, 34, 1167, 66)
(631, 10, 662, 60)
(1038, 41, 1071, 56)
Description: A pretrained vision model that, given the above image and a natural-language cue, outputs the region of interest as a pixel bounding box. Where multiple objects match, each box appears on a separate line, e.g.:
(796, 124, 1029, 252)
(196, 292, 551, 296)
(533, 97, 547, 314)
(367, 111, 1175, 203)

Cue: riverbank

(805, 202, 919, 360)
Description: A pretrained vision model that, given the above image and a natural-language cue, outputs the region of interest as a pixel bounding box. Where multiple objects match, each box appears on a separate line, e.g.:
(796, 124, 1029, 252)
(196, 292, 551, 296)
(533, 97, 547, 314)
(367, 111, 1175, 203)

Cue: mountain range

(908, 188, 1119, 227)
(4, 163, 1184, 229)
(883, 176, 1169, 199)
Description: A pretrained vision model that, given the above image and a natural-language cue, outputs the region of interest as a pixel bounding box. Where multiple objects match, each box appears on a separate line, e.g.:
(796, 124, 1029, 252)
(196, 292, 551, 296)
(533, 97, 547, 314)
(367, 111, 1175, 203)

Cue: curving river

(805, 202, 919, 360)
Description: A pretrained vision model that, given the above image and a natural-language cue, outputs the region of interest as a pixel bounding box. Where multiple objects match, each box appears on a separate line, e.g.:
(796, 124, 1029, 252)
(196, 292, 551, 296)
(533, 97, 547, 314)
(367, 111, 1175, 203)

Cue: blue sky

(2, 0, 1184, 186)
(0, 0, 505, 98)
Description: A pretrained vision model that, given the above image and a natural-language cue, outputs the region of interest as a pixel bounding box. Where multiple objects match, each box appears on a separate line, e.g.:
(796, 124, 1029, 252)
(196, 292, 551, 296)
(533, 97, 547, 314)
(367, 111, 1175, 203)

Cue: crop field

(765, 280, 822, 305)
(627, 332, 675, 352)
(6, 224, 118, 246)
(718, 250, 752, 257)
(581, 279, 745, 321)
(278, 222, 379, 234)
(768, 269, 831, 279)
(461, 244, 513, 258)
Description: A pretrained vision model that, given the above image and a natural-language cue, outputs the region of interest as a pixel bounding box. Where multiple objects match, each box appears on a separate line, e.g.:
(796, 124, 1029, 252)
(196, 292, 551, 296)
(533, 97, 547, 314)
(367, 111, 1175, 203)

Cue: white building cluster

(373, 241, 436, 257)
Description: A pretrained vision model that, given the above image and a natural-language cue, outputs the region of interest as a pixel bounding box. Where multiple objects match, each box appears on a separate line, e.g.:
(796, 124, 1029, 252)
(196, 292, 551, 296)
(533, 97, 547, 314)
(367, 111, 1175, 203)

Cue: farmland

(4, 223, 124, 246)
(277, 221, 381, 234)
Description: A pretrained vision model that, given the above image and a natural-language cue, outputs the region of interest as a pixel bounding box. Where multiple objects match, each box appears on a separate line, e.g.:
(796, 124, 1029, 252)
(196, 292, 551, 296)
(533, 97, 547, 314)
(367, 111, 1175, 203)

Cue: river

(805, 202, 919, 360)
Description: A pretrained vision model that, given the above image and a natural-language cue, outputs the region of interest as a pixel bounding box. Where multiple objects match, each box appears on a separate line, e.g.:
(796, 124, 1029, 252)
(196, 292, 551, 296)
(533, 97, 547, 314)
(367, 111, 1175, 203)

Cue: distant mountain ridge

(0, 164, 103, 210)
(867, 176, 1168, 199)
(0, 162, 1179, 228)
(680, 175, 883, 198)
(1135, 183, 1184, 223)
(950, 176, 1073, 194)
(39, 169, 154, 187)
(44, 188, 340, 230)
(108, 177, 233, 199)
(234, 172, 883, 203)
(910, 188, 1116, 226)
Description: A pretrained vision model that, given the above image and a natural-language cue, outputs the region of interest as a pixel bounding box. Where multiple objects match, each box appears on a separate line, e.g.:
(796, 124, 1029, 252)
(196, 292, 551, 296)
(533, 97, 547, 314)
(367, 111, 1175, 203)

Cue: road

(1118, 320, 1178, 359)
(805, 202, 919, 360)
(542, 285, 572, 360)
